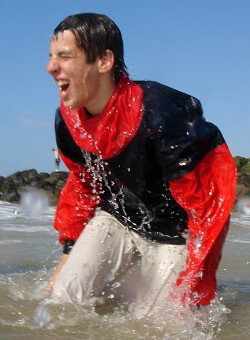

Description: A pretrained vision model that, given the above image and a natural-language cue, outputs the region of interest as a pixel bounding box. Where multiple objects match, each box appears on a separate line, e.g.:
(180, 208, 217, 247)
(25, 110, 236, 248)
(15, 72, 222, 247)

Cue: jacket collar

(60, 75, 144, 159)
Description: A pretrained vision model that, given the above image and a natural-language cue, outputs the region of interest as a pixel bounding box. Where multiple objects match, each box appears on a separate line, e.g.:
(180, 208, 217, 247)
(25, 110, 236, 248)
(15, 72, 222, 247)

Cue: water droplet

(194, 237, 202, 248)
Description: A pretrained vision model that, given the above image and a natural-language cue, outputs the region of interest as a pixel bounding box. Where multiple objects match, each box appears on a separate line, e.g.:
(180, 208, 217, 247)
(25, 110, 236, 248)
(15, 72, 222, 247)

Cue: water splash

(33, 302, 51, 328)
(237, 196, 250, 216)
(0, 203, 248, 338)
(20, 188, 49, 217)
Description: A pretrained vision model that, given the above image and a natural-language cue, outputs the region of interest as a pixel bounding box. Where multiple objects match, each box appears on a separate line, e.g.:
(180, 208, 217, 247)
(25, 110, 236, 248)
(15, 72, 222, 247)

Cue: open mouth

(57, 80, 70, 92)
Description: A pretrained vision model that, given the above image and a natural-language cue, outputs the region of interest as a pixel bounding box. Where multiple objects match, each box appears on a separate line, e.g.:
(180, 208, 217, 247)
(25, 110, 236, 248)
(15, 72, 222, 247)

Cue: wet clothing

(51, 210, 187, 317)
(54, 75, 236, 305)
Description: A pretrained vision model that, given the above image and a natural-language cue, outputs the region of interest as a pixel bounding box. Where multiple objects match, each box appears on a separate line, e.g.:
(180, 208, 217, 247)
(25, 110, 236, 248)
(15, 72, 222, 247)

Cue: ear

(98, 49, 114, 74)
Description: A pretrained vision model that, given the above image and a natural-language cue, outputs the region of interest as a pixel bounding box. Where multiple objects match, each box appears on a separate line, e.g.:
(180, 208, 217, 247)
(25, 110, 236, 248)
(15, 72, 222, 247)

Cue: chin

(66, 100, 83, 110)
(63, 100, 75, 109)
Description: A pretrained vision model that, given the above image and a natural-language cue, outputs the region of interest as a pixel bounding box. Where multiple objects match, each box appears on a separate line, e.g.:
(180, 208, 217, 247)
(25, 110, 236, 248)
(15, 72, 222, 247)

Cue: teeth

(57, 80, 69, 91)
(58, 80, 68, 85)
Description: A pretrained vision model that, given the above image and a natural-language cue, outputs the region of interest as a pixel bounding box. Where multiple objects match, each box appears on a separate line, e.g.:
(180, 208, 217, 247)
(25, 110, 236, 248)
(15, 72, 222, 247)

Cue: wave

(0, 200, 55, 220)
(0, 239, 23, 245)
(228, 238, 250, 245)
(0, 225, 56, 234)
(230, 212, 250, 227)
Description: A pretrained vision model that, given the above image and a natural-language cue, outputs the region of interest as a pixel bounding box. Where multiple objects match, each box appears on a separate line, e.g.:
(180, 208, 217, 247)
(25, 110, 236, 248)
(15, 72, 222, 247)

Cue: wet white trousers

(51, 210, 187, 316)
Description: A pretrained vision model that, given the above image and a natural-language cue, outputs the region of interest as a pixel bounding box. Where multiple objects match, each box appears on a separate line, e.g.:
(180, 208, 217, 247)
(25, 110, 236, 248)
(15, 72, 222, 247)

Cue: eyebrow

(49, 50, 73, 57)
(58, 51, 72, 56)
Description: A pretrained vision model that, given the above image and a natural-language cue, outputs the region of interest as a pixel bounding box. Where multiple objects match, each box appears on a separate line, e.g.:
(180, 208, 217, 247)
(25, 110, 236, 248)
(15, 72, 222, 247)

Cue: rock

(0, 156, 249, 208)
(0, 169, 68, 206)
(234, 156, 250, 205)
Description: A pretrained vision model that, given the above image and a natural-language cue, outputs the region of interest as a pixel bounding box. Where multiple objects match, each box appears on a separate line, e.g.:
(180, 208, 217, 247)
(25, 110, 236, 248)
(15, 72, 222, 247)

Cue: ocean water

(0, 200, 249, 339)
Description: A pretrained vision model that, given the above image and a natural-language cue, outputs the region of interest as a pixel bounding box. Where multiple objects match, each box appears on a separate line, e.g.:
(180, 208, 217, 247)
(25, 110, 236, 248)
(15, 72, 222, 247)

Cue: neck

(86, 74, 116, 116)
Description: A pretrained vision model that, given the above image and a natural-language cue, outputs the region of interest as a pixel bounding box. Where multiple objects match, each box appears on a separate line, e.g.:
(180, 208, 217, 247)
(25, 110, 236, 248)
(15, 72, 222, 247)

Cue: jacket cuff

(63, 240, 75, 254)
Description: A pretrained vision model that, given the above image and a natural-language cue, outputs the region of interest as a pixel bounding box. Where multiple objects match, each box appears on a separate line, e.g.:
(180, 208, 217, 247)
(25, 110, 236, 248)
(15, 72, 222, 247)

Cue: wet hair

(53, 13, 127, 84)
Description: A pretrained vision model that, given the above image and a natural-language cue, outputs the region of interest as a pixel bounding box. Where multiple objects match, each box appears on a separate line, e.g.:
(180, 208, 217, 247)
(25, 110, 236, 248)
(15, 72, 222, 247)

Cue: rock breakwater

(0, 156, 249, 207)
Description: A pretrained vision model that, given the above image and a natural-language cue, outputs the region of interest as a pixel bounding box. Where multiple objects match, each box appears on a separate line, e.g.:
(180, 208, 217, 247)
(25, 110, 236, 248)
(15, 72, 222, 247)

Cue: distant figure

(52, 148, 60, 172)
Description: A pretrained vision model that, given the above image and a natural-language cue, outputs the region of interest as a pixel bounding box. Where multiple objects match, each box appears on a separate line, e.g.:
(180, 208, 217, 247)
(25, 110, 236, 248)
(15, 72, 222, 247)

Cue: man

(46, 13, 236, 315)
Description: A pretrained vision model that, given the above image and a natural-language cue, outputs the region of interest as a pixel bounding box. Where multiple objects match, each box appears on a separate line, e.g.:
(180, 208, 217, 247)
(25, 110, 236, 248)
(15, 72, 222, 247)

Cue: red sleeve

(54, 151, 99, 245)
(169, 143, 237, 305)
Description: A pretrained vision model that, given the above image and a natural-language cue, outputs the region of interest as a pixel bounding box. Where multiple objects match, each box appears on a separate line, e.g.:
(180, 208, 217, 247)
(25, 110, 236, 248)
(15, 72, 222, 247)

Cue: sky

(0, 0, 249, 176)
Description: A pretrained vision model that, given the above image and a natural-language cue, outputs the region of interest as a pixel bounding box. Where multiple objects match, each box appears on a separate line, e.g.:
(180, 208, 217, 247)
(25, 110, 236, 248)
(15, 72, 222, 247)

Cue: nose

(46, 57, 59, 75)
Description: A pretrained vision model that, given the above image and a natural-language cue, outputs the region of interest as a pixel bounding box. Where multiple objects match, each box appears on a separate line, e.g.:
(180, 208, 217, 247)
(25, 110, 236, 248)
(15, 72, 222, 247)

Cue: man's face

(47, 30, 100, 110)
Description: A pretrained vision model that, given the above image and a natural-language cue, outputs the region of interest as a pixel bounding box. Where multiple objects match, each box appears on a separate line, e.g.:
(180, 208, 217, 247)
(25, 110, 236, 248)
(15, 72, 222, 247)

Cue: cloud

(16, 112, 50, 128)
